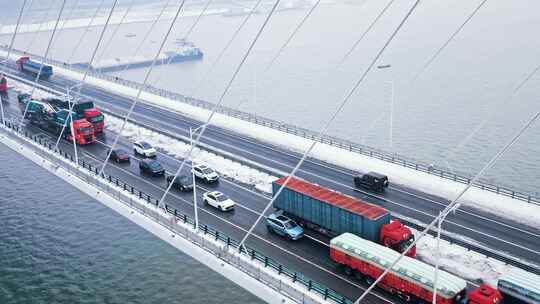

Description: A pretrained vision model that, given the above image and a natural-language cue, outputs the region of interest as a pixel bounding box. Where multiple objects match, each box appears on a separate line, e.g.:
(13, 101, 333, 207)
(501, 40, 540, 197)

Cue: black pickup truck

(353, 172, 389, 192)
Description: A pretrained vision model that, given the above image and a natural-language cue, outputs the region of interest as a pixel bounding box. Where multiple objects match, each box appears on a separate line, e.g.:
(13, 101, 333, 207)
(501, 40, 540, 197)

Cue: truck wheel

(343, 266, 353, 276)
(353, 271, 364, 281)
(365, 276, 374, 286)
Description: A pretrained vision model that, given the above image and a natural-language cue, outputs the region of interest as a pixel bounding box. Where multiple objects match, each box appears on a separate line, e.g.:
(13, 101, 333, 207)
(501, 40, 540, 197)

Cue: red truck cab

(68, 119, 96, 145)
(16, 56, 29, 70)
(468, 284, 502, 304)
(380, 220, 416, 257)
(84, 108, 104, 133)
(0, 74, 7, 93)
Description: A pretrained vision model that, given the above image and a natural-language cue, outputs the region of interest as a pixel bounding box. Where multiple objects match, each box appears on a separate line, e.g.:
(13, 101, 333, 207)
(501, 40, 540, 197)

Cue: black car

(139, 159, 165, 176)
(166, 175, 194, 191)
(109, 149, 130, 163)
(353, 172, 389, 192)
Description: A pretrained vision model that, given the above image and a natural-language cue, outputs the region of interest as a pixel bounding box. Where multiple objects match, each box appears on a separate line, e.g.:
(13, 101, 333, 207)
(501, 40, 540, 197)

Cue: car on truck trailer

(16, 57, 53, 79)
(18, 95, 96, 145)
(43, 98, 105, 133)
(272, 176, 416, 257)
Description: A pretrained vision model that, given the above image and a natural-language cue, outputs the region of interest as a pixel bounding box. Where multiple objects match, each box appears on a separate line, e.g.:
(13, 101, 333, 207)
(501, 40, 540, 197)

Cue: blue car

(266, 213, 304, 240)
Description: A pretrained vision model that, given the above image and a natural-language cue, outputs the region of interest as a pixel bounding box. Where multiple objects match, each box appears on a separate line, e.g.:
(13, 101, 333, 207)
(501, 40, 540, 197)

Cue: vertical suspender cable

(413, 0, 489, 81)
(66, 0, 106, 64)
(338, 0, 395, 67)
(264, 0, 322, 72)
(119, 0, 173, 73)
(99, 0, 189, 177)
(18, 0, 67, 130)
(157, 0, 284, 210)
(149, 0, 214, 86)
(237, 0, 421, 252)
(190, 0, 265, 97)
(0, 0, 28, 125)
(95, 0, 137, 72)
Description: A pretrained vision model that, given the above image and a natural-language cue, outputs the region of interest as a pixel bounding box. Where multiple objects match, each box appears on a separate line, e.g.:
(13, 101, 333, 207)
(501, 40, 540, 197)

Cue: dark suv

(354, 172, 389, 192)
(166, 175, 194, 191)
(139, 159, 165, 176)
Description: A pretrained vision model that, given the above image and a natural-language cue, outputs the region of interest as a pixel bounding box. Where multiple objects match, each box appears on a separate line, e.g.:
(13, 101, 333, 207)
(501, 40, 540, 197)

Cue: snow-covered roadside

(8, 80, 55, 99)
(413, 228, 511, 286)
(24, 57, 538, 230)
(105, 115, 278, 194)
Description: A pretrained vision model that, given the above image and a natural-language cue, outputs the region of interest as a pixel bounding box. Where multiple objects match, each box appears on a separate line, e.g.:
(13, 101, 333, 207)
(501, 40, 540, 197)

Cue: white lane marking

(79, 151, 394, 303)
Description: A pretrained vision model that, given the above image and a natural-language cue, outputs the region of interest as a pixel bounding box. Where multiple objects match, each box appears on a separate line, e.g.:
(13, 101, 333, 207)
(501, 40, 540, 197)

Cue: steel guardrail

(2, 45, 538, 206)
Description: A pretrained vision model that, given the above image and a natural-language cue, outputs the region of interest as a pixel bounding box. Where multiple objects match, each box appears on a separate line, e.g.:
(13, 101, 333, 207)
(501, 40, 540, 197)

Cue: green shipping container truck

(272, 176, 416, 256)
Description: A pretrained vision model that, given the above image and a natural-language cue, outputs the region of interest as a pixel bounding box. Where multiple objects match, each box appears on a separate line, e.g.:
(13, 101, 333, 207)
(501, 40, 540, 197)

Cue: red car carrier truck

(272, 176, 416, 257)
(43, 97, 105, 133)
(330, 233, 467, 304)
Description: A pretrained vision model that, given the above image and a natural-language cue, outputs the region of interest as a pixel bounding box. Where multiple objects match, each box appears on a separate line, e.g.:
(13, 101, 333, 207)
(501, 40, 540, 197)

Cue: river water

(0, 143, 262, 303)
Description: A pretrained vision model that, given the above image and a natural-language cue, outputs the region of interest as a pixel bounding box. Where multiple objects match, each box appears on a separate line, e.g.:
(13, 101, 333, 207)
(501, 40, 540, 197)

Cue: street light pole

(67, 86, 79, 166)
(190, 126, 199, 232)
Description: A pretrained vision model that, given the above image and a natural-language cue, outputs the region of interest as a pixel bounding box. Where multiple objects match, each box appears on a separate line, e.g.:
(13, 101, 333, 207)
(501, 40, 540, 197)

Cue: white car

(203, 191, 235, 211)
(192, 164, 219, 182)
(133, 140, 156, 158)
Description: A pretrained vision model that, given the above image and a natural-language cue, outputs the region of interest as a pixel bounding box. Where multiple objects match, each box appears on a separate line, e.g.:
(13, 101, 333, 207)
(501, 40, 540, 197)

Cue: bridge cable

(66, 0, 107, 64)
(98, 0, 189, 176)
(95, 0, 137, 73)
(356, 108, 540, 303)
(18, 0, 68, 130)
(237, 0, 421, 253)
(52, 0, 121, 152)
(263, 0, 322, 72)
(156, 0, 284, 210)
(441, 62, 540, 172)
(50, 0, 82, 57)
(24, 0, 57, 54)
(118, 0, 174, 73)
(412, 0, 489, 81)
(0, 0, 28, 125)
(337, 0, 395, 68)
(150, 0, 215, 87)
(189, 0, 265, 97)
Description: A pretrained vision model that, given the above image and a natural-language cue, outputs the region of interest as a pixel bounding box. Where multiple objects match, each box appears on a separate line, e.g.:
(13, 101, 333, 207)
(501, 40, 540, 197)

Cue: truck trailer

(331, 233, 539, 304)
(330, 233, 467, 304)
(16, 57, 53, 79)
(18, 94, 95, 145)
(272, 176, 416, 257)
(43, 98, 105, 133)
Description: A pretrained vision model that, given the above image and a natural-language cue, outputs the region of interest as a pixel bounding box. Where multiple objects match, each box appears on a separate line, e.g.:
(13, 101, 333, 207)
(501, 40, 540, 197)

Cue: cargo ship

(72, 39, 203, 73)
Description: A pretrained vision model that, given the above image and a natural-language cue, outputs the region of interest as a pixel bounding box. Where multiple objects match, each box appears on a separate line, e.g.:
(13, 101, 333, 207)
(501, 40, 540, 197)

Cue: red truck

(272, 176, 416, 257)
(0, 74, 7, 93)
(44, 98, 105, 133)
(331, 233, 539, 304)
